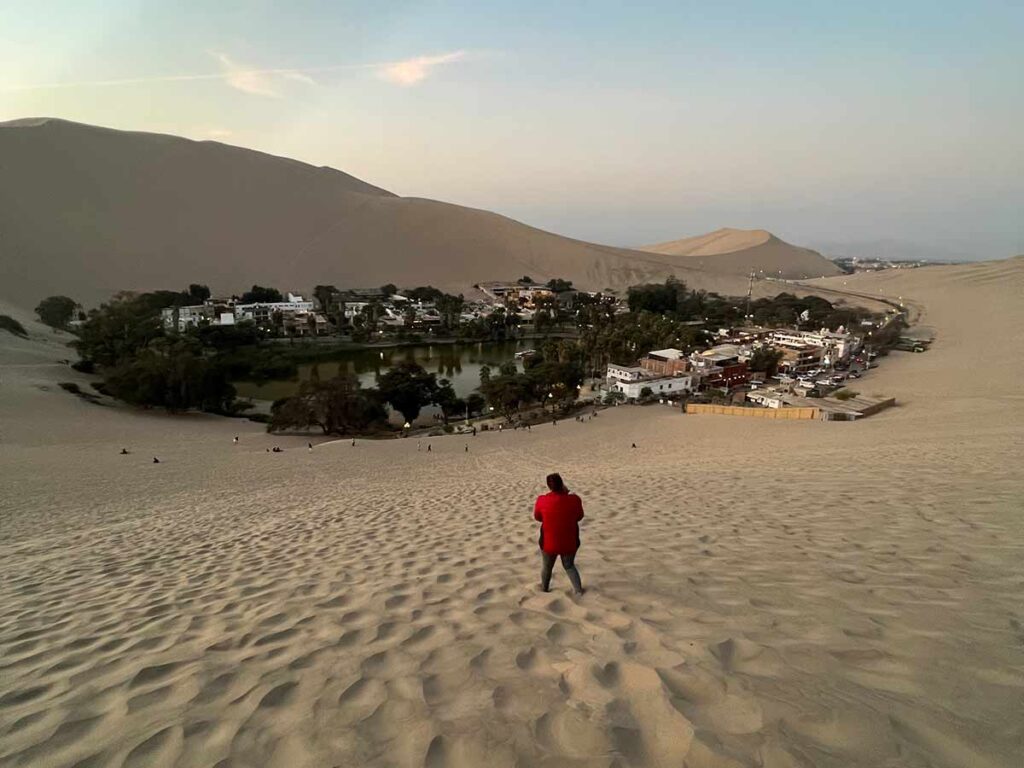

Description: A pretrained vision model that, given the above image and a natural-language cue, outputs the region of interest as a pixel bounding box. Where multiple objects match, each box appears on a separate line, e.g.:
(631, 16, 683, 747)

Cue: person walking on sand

(533, 473, 585, 595)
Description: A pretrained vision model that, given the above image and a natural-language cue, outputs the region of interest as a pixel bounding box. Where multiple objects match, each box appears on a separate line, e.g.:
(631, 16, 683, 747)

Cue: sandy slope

(0, 119, 726, 306)
(640, 228, 843, 281)
(1, 260, 1022, 767)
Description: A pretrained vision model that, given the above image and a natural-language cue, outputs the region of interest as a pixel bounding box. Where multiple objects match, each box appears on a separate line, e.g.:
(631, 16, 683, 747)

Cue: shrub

(58, 382, 82, 394)
(0, 315, 28, 338)
(71, 359, 95, 374)
(834, 389, 860, 401)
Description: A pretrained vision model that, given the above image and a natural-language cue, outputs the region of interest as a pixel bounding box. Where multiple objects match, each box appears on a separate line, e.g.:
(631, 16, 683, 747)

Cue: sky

(2, 0, 1022, 260)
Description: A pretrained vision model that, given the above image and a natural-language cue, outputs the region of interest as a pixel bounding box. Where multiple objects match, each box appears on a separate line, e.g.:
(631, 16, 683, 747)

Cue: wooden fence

(685, 404, 819, 420)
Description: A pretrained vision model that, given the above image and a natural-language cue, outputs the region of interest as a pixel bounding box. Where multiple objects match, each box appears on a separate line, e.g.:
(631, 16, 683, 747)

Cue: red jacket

(534, 491, 584, 555)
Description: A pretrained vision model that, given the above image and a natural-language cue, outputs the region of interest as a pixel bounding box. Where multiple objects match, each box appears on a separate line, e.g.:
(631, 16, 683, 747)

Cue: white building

(235, 294, 314, 325)
(611, 374, 694, 400)
(606, 364, 646, 383)
(160, 304, 214, 331)
(770, 329, 857, 361)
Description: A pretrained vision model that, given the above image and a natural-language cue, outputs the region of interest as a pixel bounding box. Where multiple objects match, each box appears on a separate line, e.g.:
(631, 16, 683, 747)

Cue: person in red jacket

(533, 473, 585, 594)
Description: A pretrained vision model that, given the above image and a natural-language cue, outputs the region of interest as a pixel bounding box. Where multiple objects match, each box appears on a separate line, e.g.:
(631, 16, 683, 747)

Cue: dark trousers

(540, 551, 583, 593)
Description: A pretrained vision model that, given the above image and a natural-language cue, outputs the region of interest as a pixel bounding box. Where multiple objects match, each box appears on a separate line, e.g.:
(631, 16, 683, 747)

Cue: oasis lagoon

(233, 340, 532, 405)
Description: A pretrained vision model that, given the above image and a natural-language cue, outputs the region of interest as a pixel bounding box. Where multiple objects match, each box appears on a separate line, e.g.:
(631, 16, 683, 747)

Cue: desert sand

(1, 259, 1023, 767)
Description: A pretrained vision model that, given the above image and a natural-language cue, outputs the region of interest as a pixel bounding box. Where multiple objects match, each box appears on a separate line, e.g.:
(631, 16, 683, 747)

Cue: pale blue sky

(2, 1, 1021, 259)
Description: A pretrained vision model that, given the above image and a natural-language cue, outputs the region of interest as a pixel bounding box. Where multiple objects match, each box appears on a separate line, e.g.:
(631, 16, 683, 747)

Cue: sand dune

(0, 118, 738, 306)
(1, 258, 1022, 767)
(640, 228, 843, 281)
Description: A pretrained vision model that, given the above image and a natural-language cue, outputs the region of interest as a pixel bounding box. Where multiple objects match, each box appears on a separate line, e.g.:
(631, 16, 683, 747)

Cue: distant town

(131, 275, 921, 426)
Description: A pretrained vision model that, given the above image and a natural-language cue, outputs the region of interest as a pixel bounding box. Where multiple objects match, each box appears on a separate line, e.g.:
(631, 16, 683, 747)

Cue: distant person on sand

(120, 448, 129, 455)
(233, 436, 239, 443)
(533, 473, 585, 595)
(152, 457, 160, 463)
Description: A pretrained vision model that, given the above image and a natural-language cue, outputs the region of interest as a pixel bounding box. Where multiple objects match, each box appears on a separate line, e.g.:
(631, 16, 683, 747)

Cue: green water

(234, 340, 531, 403)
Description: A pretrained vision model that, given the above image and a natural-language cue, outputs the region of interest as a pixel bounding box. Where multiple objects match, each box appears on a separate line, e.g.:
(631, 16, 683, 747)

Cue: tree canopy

(239, 285, 283, 303)
(270, 374, 386, 434)
(35, 295, 80, 329)
(376, 362, 439, 423)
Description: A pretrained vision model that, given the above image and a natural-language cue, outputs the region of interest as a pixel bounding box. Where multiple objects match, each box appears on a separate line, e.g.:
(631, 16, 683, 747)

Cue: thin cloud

(214, 53, 316, 97)
(377, 51, 466, 86)
(0, 51, 470, 94)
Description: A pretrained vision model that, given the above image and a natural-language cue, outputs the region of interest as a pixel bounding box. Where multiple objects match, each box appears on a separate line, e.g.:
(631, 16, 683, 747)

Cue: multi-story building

(776, 343, 821, 373)
(770, 329, 857, 363)
(640, 348, 690, 376)
(606, 364, 647, 383)
(690, 346, 751, 389)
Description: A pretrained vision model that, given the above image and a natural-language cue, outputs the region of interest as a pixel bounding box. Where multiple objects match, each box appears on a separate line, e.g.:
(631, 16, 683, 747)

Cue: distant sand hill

(640, 227, 843, 280)
(1, 119, 829, 306)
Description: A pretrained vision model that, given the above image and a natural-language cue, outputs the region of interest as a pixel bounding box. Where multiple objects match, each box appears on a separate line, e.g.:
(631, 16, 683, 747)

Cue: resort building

(610, 374, 694, 400)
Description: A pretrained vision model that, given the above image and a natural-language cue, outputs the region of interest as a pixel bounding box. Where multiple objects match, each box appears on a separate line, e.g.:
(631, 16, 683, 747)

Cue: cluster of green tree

(864, 314, 907, 353)
(71, 289, 244, 414)
(99, 336, 237, 412)
(459, 306, 520, 341)
(269, 361, 489, 434)
(34, 295, 84, 330)
(513, 275, 574, 292)
(576, 312, 707, 377)
(313, 283, 469, 340)
(270, 372, 387, 434)
(477, 350, 585, 422)
(0, 315, 28, 338)
(238, 285, 283, 303)
(747, 347, 785, 377)
(626, 278, 874, 329)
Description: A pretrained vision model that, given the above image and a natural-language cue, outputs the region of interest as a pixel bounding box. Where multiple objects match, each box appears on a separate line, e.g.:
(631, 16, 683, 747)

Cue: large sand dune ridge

(0, 119, 744, 306)
(0, 259, 1022, 767)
